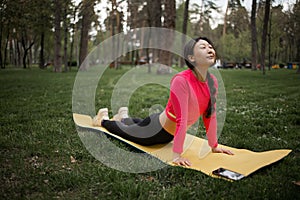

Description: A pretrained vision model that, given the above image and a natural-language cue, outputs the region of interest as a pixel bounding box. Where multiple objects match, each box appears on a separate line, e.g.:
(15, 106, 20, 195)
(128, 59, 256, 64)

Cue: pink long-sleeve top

(165, 69, 218, 154)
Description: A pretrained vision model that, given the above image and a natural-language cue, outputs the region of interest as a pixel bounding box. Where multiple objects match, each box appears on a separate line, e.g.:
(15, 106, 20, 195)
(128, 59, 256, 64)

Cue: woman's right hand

(172, 153, 192, 167)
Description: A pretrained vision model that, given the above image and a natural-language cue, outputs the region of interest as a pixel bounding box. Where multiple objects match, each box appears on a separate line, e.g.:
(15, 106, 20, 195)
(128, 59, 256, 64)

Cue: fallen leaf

(293, 181, 300, 186)
(70, 156, 76, 163)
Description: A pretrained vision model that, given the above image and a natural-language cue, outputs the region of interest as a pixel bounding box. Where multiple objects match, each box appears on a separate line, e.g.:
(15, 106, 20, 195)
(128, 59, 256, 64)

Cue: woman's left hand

(212, 147, 234, 155)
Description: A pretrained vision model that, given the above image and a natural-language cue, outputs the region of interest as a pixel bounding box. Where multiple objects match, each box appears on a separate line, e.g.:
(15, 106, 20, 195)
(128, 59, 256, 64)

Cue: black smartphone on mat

(212, 168, 245, 181)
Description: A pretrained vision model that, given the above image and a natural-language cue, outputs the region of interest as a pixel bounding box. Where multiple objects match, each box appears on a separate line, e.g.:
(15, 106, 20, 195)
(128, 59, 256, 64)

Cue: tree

(180, 0, 190, 68)
(223, 0, 229, 36)
(0, 0, 7, 68)
(260, 0, 271, 75)
(3, 0, 42, 69)
(268, 5, 288, 66)
(1, 0, 18, 68)
(63, 0, 73, 72)
(219, 32, 251, 62)
(251, 0, 258, 70)
(158, 0, 176, 72)
(0, 0, 54, 69)
(36, 0, 52, 69)
(107, 0, 125, 69)
(20, 30, 35, 69)
(125, 0, 162, 71)
(54, 0, 62, 72)
(18, 0, 43, 69)
(69, 3, 80, 70)
(225, 0, 249, 37)
(79, 0, 97, 70)
(291, 0, 300, 73)
(216, 0, 250, 62)
(147, 0, 162, 63)
(190, 1, 218, 37)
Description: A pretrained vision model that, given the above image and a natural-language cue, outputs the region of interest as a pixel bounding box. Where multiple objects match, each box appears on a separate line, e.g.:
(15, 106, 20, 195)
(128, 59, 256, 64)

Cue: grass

(0, 66, 299, 199)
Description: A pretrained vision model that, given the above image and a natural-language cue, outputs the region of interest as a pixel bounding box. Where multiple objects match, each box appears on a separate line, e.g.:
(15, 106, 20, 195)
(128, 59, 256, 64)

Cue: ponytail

(205, 72, 216, 118)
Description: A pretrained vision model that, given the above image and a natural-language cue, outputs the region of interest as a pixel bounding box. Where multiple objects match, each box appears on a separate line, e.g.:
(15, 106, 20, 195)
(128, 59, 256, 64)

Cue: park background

(0, 0, 299, 72)
(1, 0, 300, 199)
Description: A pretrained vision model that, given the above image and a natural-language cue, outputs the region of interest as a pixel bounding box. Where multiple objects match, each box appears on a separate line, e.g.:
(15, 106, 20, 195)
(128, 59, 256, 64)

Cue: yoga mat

(73, 113, 291, 180)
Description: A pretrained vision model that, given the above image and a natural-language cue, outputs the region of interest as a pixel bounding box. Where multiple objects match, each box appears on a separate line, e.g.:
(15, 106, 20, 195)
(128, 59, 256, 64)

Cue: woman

(93, 37, 234, 167)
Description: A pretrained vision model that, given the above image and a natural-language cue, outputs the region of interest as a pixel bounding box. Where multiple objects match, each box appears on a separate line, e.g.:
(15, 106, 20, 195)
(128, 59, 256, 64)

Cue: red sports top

(165, 69, 218, 154)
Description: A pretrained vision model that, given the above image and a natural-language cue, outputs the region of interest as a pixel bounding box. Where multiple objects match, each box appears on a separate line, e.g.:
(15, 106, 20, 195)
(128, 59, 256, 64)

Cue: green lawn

(1, 67, 299, 199)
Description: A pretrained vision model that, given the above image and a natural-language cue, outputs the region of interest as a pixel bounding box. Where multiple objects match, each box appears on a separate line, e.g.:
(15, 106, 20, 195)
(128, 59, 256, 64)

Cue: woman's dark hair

(184, 37, 216, 118)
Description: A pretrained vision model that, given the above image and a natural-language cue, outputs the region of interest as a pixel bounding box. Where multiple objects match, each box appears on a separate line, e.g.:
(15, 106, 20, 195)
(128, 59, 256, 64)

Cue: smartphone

(212, 168, 245, 181)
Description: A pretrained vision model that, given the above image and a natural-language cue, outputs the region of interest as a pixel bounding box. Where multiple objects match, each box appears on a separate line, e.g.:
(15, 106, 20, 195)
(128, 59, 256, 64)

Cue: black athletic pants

(101, 113, 173, 146)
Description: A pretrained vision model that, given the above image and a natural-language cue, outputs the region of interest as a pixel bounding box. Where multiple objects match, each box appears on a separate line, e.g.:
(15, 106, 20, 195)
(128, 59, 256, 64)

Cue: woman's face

(189, 39, 216, 68)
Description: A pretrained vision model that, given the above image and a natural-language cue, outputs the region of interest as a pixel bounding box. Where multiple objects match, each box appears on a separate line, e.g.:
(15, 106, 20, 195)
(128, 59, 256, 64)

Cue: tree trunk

(0, 46, 2, 69)
(0, 19, 3, 69)
(251, 0, 257, 70)
(260, 0, 271, 75)
(151, 0, 162, 62)
(297, 38, 300, 74)
(16, 39, 21, 67)
(63, 3, 68, 72)
(39, 31, 45, 69)
(109, 0, 120, 69)
(3, 29, 9, 69)
(21, 35, 34, 69)
(223, 0, 229, 36)
(79, 0, 93, 70)
(21, 36, 26, 69)
(180, 0, 190, 68)
(79, 15, 89, 70)
(158, 0, 176, 74)
(29, 43, 33, 67)
(199, 0, 204, 34)
(54, 0, 62, 72)
(9, 37, 13, 65)
(69, 5, 78, 69)
(268, 10, 272, 71)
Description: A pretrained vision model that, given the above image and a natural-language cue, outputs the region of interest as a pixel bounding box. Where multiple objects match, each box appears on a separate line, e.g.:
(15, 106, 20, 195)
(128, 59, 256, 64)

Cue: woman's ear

(188, 55, 195, 63)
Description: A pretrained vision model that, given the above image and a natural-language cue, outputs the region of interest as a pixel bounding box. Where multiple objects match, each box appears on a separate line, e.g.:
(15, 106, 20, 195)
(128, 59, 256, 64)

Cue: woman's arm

(169, 76, 192, 166)
(203, 114, 234, 155)
(170, 76, 189, 154)
(203, 113, 218, 148)
(203, 74, 234, 155)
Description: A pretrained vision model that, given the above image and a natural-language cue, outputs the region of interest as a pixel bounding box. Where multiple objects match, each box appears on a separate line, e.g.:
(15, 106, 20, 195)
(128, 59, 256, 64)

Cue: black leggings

(101, 113, 173, 146)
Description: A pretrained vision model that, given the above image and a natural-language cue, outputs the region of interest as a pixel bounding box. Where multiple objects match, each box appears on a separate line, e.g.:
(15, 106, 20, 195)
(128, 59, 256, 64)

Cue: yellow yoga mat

(73, 113, 291, 180)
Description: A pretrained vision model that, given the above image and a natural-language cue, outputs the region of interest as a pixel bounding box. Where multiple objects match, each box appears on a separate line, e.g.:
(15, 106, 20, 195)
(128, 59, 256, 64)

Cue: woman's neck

(193, 67, 208, 82)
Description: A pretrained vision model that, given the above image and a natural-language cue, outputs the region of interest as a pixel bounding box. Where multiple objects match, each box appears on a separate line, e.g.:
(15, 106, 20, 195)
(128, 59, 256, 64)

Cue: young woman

(93, 37, 234, 167)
